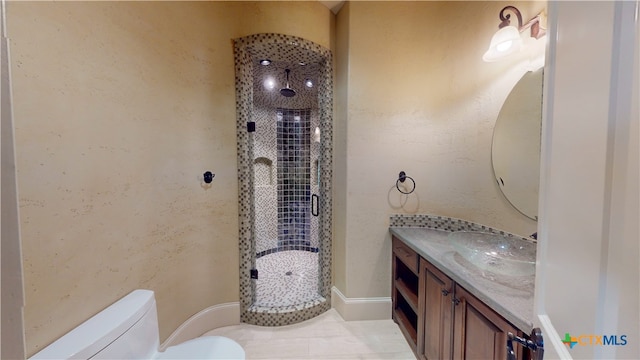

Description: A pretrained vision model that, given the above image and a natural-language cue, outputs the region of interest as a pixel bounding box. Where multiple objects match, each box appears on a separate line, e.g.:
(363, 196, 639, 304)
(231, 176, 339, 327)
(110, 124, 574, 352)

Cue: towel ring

(396, 171, 415, 195)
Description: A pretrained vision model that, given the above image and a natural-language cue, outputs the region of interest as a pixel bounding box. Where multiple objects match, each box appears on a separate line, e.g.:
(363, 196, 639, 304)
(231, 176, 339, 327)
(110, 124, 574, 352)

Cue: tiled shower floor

(254, 250, 320, 308)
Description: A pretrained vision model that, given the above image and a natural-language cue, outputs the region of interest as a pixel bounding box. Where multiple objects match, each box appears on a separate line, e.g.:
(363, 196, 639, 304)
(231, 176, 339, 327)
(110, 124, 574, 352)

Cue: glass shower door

(252, 108, 320, 309)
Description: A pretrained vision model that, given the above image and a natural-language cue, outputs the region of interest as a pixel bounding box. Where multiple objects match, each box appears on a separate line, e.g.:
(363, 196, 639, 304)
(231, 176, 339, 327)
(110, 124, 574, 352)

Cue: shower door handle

(311, 194, 319, 217)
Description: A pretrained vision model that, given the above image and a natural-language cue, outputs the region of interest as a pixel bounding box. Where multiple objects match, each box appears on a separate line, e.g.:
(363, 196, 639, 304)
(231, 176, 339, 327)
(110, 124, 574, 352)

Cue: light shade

(483, 26, 523, 62)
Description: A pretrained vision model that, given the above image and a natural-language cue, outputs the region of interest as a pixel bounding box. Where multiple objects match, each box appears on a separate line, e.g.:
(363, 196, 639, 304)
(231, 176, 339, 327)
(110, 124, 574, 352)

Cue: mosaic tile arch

(389, 214, 536, 242)
(233, 33, 333, 326)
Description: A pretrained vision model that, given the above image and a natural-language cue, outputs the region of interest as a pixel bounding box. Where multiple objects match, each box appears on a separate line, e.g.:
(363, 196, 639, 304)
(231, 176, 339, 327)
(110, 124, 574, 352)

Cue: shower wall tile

(277, 108, 312, 248)
(254, 106, 278, 167)
(253, 106, 278, 253)
(254, 186, 278, 253)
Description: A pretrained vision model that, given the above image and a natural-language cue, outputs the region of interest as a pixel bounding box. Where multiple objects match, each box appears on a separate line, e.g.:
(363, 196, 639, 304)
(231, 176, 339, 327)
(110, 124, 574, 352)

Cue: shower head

(280, 87, 296, 97)
(280, 69, 296, 97)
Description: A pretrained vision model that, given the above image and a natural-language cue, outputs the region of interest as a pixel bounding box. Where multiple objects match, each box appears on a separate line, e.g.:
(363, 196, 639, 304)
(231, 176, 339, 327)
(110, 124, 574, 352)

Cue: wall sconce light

(483, 6, 546, 62)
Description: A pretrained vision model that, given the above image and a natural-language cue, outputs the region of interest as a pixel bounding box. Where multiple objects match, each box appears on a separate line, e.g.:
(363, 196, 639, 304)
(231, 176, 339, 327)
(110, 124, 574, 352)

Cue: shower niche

(234, 34, 333, 326)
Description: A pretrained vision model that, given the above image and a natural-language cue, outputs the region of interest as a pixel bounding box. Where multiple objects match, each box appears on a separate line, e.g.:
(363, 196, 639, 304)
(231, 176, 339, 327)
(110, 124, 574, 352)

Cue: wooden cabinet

(452, 285, 523, 360)
(391, 236, 528, 360)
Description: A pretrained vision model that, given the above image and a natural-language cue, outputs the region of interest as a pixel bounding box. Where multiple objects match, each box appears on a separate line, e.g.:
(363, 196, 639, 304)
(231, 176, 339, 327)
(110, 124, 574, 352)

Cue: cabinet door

(421, 259, 454, 360)
(452, 286, 521, 360)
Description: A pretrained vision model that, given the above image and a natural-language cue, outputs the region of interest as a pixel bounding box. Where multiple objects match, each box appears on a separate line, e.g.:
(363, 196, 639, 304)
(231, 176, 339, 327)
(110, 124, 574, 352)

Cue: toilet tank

(31, 290, 160, 360)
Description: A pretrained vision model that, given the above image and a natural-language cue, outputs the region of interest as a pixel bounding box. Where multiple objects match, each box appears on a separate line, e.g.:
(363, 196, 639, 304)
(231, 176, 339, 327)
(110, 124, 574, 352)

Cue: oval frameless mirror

(491, 69, 543, 220)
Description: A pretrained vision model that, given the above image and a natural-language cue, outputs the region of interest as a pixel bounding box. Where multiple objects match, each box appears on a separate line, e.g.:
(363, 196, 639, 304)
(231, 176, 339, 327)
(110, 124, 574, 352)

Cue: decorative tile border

(256, 246, 319, 259)
(389, 214, 535, 242)
(246, 298, 328, 326)
(234, 33, 333, 326)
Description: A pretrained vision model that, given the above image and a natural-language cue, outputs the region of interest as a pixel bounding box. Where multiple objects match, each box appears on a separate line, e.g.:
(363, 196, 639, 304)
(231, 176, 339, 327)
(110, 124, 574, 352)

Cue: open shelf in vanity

(392, 237, 421, 350)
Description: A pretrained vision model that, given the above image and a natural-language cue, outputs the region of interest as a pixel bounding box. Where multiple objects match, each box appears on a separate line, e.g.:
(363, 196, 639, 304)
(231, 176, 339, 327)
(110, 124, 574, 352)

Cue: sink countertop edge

(389, 226, 535, 333)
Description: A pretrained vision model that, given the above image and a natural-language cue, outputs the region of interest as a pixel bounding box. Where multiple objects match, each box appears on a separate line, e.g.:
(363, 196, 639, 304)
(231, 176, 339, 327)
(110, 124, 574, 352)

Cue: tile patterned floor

(254, 251, 320, 307)
(203, 309, 416, 360)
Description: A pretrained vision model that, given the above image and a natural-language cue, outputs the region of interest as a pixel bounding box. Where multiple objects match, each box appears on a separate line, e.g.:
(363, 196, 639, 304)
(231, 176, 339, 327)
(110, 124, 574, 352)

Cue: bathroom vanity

(390, 227, 536, 360)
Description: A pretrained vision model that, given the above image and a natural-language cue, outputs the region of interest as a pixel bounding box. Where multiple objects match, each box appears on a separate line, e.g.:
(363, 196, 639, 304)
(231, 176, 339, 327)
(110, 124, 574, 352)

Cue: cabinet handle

(441, 289, 450, 296)
(311, 194, 319, 216)
(452, 297, 460, 306)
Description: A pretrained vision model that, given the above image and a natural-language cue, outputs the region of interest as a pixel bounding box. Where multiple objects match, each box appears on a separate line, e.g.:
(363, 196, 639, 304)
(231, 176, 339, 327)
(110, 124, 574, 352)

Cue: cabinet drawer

(392, 237, 419, 274)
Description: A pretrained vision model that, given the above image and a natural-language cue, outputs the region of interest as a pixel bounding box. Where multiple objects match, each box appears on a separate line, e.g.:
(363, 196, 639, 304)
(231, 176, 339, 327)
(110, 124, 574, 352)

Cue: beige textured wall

(334, 1, 545, 298)
(7, 1, 332, 356)
(332, 1, 350, 295)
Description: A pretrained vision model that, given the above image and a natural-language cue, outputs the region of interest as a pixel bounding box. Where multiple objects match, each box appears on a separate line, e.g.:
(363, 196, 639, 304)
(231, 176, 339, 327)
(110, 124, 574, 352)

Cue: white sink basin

(449, 231, 536, 277)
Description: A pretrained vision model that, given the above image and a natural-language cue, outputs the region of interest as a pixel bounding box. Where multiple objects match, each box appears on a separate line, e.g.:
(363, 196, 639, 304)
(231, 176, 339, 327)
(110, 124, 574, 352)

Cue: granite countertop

(389, 227, 535, 333)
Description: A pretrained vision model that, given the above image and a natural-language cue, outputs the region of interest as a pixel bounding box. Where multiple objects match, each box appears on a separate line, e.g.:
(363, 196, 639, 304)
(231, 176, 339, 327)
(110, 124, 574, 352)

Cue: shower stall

(234, 34, 333, 326)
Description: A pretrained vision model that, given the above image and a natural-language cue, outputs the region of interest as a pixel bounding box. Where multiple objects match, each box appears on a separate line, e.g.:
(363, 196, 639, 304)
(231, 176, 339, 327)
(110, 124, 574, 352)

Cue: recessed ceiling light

(260, 59, 271, 66)
(298, 62, 306, 66)
(264, 77, 276, 90)
(305, 79, 313, 88)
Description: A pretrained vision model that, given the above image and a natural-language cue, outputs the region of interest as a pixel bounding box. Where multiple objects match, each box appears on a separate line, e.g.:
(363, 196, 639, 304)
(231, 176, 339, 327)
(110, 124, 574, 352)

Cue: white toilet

(30, 289, 245, 359)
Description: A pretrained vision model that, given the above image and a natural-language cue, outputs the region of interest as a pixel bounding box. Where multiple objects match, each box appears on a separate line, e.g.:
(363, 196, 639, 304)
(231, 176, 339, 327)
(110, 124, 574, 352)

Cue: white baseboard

(161, 289, 391, 350)
(331, 286, 392, 321)
(536, 314, 572, 359)
(160, 302, 240, 350)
